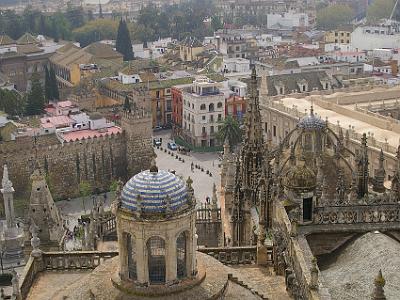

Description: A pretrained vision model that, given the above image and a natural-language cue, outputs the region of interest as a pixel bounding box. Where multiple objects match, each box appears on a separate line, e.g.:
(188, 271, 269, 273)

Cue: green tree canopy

(0, 89, 25, 116)
(367, 0, 396, 22)
(217, 116, 242, 150)
(25, 73, 45, 116)
(73, 19, 118, 47)
(316, 4, 355, 30)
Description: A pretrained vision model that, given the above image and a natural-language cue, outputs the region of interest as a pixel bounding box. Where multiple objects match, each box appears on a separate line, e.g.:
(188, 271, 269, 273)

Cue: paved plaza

(153, 130, 222, 205)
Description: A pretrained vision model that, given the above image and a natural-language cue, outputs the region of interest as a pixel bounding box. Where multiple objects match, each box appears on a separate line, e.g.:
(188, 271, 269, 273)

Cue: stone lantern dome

(283, 164, 317, 193)
(114, 163, 198, 293)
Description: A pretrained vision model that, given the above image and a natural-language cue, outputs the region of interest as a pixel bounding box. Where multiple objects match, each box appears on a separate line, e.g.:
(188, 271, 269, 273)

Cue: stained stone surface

(321, 232, 400, 300)
(50, 252, 230, 300)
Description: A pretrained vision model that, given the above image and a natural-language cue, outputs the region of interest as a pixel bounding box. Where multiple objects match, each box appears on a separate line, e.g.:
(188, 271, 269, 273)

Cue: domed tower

(114, 163, 198, 291)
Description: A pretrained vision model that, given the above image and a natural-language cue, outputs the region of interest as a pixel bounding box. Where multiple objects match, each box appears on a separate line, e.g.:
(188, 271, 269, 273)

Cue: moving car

(167, 141, 177, 150)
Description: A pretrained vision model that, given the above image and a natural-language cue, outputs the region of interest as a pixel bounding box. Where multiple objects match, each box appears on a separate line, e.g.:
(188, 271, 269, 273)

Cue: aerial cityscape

(0, 0, 400, 299)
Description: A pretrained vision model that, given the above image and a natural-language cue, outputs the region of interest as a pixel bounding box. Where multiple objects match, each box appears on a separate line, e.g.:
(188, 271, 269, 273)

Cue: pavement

(153, 129, 222, 205)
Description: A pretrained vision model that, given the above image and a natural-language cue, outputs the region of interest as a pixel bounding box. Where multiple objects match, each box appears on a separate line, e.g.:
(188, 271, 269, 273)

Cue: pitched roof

(0, 35, 15, 46)
(266, 71, 333, 96)
(84, 42, 122, 60)
(17, 44, 43, 54)
(16, 33, 38, 45)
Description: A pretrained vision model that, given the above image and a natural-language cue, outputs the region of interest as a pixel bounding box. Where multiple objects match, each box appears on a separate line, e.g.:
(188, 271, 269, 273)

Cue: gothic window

(147, 236, 166, 284)
(126, 233, 137, 280)
(176, 231, 187, 279)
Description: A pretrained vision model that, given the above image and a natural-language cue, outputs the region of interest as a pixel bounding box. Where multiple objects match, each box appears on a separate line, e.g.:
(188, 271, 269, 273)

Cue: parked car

(167, 141, 177, 150)
(153, 138, 162, 147)
(153, 126, 163, 132)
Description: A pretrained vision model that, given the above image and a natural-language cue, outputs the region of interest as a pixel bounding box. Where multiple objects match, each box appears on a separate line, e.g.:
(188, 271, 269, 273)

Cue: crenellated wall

(0, 112, 153, 201)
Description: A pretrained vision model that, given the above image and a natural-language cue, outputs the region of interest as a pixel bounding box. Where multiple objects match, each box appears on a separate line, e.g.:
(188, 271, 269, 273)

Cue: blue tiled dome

(297, 109, 326, 130)
(121, 169, 188, 213)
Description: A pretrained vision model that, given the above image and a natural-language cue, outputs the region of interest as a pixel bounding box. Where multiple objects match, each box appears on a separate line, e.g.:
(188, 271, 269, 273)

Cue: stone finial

(1, 164, 13, 193)
(212, 183, 218, 207)
(149, 156, 158, 173)
(372, 270, 386, 300)
(310, 257, 319, 290)
(29, 222, 42, 258)
(11, 269, 21, 299)
(290, 219, 298, 237)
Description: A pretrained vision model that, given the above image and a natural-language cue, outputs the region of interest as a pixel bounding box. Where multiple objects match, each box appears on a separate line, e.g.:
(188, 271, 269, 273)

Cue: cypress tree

(116, 19, 134, 61)
(123, 95, 131, 111)
(26, 73, 45, 116)
(49, 67, 60, 101)
(44, 65, 52, 101)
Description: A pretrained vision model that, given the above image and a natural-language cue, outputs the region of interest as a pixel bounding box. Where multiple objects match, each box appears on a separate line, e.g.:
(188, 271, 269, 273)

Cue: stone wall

(0, 113, 153, 202)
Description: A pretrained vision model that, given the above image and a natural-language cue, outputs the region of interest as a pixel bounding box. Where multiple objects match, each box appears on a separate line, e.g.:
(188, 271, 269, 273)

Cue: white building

(329, 51, 367, 63)
(118, 71, 142, 84)
(222, 57, 250, 74)
(181, 77, 225, 147)
(222, 80, 247, 98)
(267, 12, 309, 29)
(351, 23, 400, 51)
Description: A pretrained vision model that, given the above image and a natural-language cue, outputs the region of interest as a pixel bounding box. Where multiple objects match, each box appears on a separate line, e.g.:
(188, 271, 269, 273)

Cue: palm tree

(217, 116, 242, 150)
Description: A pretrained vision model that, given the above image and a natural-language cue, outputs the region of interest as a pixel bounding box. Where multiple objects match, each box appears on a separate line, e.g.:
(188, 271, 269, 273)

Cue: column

(135, 232, 147, 284)
(166, 232, 177, 282)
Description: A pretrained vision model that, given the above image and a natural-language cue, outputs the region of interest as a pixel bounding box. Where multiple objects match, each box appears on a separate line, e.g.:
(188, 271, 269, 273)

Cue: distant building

(179, 37, 204, 62)
(351, 22, 400, 51)
(180, 77, 225, 147)
(325, 27, 353, 44)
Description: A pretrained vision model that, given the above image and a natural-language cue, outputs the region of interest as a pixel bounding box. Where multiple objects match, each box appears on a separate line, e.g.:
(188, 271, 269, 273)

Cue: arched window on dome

(125, 233, 137, 280)
(147, 236, 166, 284)
(176, 231, 188, 279)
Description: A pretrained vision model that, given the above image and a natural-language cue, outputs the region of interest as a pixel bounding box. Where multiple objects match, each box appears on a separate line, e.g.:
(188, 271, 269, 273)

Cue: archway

(147, 236, 166, 284)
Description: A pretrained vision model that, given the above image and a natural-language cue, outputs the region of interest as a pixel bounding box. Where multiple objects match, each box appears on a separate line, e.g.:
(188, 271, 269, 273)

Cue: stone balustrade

(43, 251, 118, 270)
(313, 203, 400, 225)
(198, 246, 258, 265)
(19, 251, 118, 299)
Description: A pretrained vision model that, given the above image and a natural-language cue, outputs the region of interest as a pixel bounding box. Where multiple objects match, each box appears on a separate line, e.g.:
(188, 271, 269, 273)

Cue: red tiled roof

(61, 127, 122, 142)
(40, 116, 73, 127)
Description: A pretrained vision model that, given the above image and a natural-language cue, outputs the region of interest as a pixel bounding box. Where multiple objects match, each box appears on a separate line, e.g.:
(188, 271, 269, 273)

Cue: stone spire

(391, 145, 400, 197)
(28, 167, 63, 243)
(372, 270, 386, 300)
(373, 149, 386, 193)
(357, 133, 369, 198)
(1, 165, 15, 228)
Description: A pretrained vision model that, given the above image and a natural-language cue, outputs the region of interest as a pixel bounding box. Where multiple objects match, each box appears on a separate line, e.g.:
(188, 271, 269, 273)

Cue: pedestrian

(191, 162, 194, 172)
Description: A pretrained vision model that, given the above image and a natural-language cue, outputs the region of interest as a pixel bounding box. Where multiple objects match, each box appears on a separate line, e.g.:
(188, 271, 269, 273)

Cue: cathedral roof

(121, 169, 188, 214)
(297, 107, 326, 131)
(284, 164, 316, 191)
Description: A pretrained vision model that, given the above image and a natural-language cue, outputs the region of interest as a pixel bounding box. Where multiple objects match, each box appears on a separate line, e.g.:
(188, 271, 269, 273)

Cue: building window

(147, 237, 166, 284)
(202, 116, 206, 120)
(210, 115, 214, 122)
(302, 85, 306, 92)
(217, 102, 223, 108)
(177, 231, 187, 279)
(126, 233, 137, 280)
(265, 122, 268, 132)
(209, 103, 215, 112)
(218, 114, 222, 121)
(273, 125, 276, 137)
(210, 126, 214, 134)
(202, 127, 206, 134)
(156, 91, 160, 98)
(200, 104, 206, 110)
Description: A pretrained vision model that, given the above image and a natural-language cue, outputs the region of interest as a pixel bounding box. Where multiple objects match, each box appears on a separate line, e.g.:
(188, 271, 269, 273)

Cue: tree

(25, 73, 45, 116)
(0, 89, 25, 116)
(49, 67, 60, 101)
(79, 180, 92, 214)
(123, 95, 131, 111)
(116, 19, 134, 61)
(217, 116, 242, 150)
(367, 0, 396, 22)
(44, 66, 52, 101)
(316, 4, 354, 30)
(73, 19, 118, 47)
